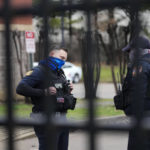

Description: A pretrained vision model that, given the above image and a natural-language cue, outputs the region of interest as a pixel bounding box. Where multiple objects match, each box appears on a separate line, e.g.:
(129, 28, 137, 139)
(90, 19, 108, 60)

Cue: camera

(54, 80, 76, 111)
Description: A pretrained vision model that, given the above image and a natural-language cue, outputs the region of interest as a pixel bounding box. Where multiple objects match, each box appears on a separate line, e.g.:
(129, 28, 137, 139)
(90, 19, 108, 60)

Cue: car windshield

(62, 62, 73, 68)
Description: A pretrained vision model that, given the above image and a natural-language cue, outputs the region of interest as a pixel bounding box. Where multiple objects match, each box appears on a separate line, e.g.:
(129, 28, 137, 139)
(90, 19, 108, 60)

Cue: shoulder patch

(139, 66, 143, 73)
(132, 66, 143, 77)
(132, 67, 136, 77)
(25, 70, 33, 76)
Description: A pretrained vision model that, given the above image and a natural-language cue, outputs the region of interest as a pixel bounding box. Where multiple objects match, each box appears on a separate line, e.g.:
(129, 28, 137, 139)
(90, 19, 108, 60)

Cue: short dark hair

(49, 44, 68, 53)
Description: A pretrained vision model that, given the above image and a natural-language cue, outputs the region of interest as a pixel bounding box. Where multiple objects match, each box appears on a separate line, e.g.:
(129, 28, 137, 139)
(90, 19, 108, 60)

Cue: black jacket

(124, 53, 150, 116)
(16, 64, 67, 113)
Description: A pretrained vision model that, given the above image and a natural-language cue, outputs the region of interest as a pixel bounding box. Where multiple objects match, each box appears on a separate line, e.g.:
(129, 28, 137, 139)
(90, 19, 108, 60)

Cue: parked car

(62, 62, 82, 83)
(33, 62, 38, 67)
(33, 61, 82, 83)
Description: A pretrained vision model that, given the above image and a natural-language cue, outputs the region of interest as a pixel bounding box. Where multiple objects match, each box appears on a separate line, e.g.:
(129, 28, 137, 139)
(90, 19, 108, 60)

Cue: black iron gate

(1, 0, 150, 150)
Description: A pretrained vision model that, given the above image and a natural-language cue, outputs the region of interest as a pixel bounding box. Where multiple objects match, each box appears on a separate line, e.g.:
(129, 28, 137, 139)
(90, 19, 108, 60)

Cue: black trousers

(128, 130, 150, 150)
(34, 126, 69, 150)
(30, 112, 69, 150)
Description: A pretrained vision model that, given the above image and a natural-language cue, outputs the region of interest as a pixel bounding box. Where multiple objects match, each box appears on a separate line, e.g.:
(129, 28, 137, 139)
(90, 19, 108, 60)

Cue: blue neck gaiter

(39, 57, 65, 71)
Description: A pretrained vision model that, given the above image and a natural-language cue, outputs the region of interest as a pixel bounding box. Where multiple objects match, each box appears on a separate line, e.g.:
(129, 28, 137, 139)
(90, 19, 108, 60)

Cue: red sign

(26, 31, 35, 39)
(25, 31, 35, 53)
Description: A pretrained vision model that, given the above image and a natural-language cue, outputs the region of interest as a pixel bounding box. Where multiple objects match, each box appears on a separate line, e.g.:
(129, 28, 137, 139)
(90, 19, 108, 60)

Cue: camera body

(54, 80, 76, 111)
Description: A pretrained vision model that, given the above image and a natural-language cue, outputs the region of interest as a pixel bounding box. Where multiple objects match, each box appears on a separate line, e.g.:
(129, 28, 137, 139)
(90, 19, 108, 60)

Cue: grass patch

(78, 98, 113, 103)
(67, 105, 123, 120)
(100, 65, 119, 82)
(0, 103, 32, 117)
(14, 104, 32, 117)
(0, 99, 124, 119)
(76, 64, 127, 83)
(96, 98, 113, 102)
(81, 65, 120, 83)
(0, 104, 6, 116)
(95, 105, 123, 117)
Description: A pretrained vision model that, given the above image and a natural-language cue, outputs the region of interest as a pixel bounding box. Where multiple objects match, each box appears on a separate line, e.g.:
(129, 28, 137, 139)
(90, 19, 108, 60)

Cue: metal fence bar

(129, 1, 145, 150)
(4, 0, 14, 150)
(86, 9, 96, 150)
(41, 0, 57, 150)
(0, 1, 149, 16)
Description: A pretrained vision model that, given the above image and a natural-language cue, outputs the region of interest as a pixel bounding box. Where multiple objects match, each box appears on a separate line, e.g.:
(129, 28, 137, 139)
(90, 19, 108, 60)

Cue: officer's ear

(49, 51, 55, 57)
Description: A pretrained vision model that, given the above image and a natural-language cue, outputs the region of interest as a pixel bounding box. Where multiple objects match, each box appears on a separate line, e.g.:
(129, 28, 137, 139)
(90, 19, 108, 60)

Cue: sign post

(25, 31, 36, 69)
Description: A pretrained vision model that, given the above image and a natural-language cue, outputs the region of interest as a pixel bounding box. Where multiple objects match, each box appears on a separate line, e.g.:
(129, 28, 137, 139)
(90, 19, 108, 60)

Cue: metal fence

(1, 0, 150, 150)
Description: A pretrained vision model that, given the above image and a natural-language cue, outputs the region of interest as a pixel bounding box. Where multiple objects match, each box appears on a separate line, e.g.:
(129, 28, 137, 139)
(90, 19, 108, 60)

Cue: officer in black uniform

(122, 36, 150, 150)
(16, 46, 76, 150)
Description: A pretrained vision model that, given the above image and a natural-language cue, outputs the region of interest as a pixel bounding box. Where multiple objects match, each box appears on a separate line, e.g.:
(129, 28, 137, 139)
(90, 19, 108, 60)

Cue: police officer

(16, 46, 75, 150)
(122, 36, 150, 150)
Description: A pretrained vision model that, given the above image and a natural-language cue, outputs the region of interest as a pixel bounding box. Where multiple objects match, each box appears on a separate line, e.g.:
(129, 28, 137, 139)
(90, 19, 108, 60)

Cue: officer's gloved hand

(44, 86, 57, 96)
(63, 95, 77, 110)
(68, 82, 73, 92)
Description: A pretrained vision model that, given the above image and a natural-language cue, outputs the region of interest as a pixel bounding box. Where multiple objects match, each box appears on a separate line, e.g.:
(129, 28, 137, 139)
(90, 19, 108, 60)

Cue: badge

(25, 70, 33, 76)
(132, 67, 136, 77)
(139, 66, 143, 73)
(132, 66, 143, 77)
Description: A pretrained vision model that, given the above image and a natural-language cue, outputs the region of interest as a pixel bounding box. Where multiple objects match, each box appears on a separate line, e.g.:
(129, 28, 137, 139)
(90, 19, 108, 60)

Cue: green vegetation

(81, 65, 121, 83)
(0, 99, 124, 120)
(0, 104, 32, 117)
(14, 104, 32, 117)
(67, 99, 124, 119)
(67, 105, 123, 120)
(100, 65, 120, 82)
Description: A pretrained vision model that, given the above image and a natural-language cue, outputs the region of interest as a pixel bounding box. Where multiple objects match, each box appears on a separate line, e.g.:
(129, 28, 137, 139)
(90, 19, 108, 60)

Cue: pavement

(0, 116, 130, 150)
(72, 83, 115, 99)
(13, 116, 130, 150)
(0, 127, 34, 141)
(0, 115, 130, 141)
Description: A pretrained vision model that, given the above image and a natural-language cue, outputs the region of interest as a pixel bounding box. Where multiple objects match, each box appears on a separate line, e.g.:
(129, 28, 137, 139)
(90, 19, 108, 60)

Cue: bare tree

(12, 31, 25, 79)
(80, 31, 101, 99)
(97, 9, 129, 93)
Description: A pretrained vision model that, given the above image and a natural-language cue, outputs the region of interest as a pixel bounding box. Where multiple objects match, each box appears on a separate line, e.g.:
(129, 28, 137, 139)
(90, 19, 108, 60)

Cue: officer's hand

(69, 83, 73, 92)
(45, 87, 57, 96)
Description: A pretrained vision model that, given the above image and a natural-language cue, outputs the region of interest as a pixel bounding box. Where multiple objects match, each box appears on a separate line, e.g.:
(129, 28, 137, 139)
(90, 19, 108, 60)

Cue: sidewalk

(72, 83, 115, 99)
(0, 127, 34, 141)
(0, 115, 129, 142)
